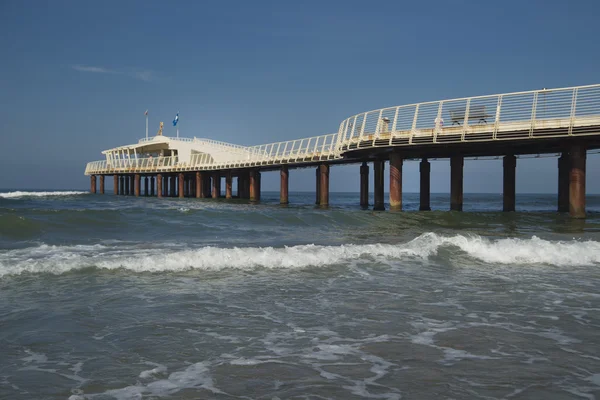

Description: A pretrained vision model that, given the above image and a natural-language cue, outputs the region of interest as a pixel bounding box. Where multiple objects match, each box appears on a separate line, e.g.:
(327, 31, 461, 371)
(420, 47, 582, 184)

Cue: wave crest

(0, 191, 88, 199)
(1, 233, 599, 277)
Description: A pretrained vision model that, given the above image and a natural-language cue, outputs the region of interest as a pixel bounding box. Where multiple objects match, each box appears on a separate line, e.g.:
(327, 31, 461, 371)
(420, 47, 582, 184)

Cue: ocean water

(1, 190, 600, 400)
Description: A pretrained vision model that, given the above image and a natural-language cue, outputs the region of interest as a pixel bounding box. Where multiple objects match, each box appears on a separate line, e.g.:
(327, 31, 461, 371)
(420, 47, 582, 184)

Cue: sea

(1, 190, 599, 400)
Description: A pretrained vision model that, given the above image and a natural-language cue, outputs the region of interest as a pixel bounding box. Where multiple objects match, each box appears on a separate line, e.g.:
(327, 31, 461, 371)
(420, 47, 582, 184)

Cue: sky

(1, 0, 599, 193)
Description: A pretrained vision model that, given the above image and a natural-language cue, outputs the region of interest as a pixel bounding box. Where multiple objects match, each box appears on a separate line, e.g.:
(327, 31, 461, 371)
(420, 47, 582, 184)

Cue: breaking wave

(1, 233, 599, 277)
(0, 191, 88, 199)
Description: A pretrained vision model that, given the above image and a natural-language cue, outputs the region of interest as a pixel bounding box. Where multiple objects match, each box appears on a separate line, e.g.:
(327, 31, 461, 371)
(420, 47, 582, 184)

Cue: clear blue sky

(1, 0, 599, 193)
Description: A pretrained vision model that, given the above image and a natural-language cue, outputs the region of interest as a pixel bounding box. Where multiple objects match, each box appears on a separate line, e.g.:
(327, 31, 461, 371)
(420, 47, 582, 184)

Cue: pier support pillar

(178, 173, 184, 198)
(212, 172, 221, 198)
(319, 164, 330, 207)
(450, 156, 464, 211)
(90, 175, 96, 194)
(144, 176, 149, 196)
(250, 169, 261, 202)
(129, 175, 134, 196)
(360, 162, 369, 209)
(113, 175, 119, 195)
(315, 167, 321, 205)
(280, 165, 289, 205)
(150, 176, 155, 196)
(125, 176, 131, 196)
(157, 174, 163, 198)
(569, 144, 586, 219)
(196, 172, 202, 198)
(558, 153, 570, 212)
(389, 154, 403, 211)
(119, 176, 125, 196)
(373, 160, 385, 211)
(419, 158, 431, 211)
(170, 175, 176, 197)
(134, 174, 141, 197)
(226, 171, 233, 199)
(99, 175, 104, 194)
(503, 155, 516, 212)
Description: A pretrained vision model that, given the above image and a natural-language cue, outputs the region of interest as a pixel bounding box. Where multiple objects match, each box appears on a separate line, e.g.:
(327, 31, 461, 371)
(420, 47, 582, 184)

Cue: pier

(85, 84, 600, 218)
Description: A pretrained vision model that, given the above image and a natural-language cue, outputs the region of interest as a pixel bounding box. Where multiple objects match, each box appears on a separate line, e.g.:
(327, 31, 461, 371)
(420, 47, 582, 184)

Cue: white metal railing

(337, 84, 600, 149)
(85, 133, 339, 174)
(86, 84, 600, 175)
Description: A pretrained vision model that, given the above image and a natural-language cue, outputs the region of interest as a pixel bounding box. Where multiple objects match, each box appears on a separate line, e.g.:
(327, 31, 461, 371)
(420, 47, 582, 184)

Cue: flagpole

(145, 111, 148, 139)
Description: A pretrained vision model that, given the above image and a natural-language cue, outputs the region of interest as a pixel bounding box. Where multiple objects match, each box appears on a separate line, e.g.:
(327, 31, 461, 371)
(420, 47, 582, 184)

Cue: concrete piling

(389, 154, 403, 210)
(569, 144, 586, 218)
(373, 160, 385, 211)
(360, 162, 369, 209)
(280, 166, 289, 205)
(503, 155, 516, 212)
(419, 158, 431, 211)
(450, 156, 463, 211)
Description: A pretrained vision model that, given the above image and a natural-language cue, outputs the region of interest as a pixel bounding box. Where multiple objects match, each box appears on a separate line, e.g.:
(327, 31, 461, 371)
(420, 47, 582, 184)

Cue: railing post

(390, 106, 399, 146)
(529, 91, 539, 137)
(569, 88, 578, 136)
(461, 99, 470, 141)
(434, 101, 444, 143)
(410, 105, 419, 144)
(493, 95, 503, 140)
(359, 113, 367, 143)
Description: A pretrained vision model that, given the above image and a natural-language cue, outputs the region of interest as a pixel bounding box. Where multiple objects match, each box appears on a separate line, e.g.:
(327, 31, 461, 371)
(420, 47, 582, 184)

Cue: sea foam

(0, 233, 599, 277)
(0, 191, 87, 199)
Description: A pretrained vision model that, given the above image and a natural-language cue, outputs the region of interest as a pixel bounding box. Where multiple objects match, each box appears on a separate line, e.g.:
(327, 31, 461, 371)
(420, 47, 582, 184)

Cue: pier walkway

(85, 84, 600, 218)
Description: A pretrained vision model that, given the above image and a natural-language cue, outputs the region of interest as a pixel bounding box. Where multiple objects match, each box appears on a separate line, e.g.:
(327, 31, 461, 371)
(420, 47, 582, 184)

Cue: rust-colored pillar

(150, 176, 155, 196)
(144, 176, 149, 196)
(450, 156, 463, 211)
(389, 154, 403, 210)
(157, 174, 163, 198)
(419, 158, 431, 211)
(569, 144, 586, 218)
(178, 173, 184, 198)
(558, 153, 570, 212)
(196, 172, 202, 198)
(280, 165, 289, 204)
(90, 175, 97, 194)
(319, 164, 330, 207)
(503, 155, 516, 212)
(212, 172, 220, 198)
(134, 174, 141, 197)
(99, 175, 105, 194)
(226, 171, 233, 199)
(250, 169, 261, 202)
(373, 160, 385, 211)
(315, 167, 321, 205)
(113, 175, 119, 195)
(360, 162, 369, 209)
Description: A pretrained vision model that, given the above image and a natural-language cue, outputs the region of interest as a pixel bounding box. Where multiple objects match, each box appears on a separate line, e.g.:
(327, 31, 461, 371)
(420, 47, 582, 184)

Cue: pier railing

(85, 84, 600, 175)
(84, 133, 339, 174)
(337, 84, 600, 149)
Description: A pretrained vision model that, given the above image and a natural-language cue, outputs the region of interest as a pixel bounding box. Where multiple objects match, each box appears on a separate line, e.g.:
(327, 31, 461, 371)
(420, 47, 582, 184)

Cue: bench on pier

(449, 105, 491, 125)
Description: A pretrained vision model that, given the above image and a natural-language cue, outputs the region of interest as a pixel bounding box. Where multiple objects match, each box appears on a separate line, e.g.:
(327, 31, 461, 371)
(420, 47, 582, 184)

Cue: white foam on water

(139, 362, 167, 379)
(434, 233, 600, 266)
(101, 361, 223, 399)
(0, 191, 87, 199)
(2, 233, 600, 277)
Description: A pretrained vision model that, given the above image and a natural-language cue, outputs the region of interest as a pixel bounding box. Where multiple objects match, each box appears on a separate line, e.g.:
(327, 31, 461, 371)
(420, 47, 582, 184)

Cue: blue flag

(172, 112, 179, 126)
